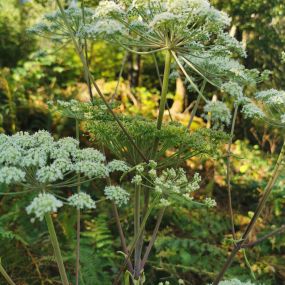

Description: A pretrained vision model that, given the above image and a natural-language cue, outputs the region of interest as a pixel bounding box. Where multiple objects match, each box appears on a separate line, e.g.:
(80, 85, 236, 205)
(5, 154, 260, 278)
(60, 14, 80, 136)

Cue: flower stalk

(134, 185, 141, 279)
(75, 119, 81, 285)
(226, 104, 239, 240)
(45, 213, 69, 285)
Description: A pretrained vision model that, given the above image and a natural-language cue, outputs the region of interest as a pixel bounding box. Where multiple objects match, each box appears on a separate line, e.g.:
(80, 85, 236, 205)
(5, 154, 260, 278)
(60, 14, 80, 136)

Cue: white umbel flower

(73, 148, 106, 163)
(0, 131, 112, 186)
(26, 193, 63, 221)
(107, 160, 130, 173)
(104, 186, 130, 207)
(0, 167, 26, 184)
(68, 192, 96, 209)
(94, 0, 124, 17)
(74, 161, 109, 179)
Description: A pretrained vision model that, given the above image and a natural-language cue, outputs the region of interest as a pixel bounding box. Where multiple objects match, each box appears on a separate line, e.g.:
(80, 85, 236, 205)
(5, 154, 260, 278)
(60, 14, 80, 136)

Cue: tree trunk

(128, 53, 142, 88)
(170, 76, 186, 114)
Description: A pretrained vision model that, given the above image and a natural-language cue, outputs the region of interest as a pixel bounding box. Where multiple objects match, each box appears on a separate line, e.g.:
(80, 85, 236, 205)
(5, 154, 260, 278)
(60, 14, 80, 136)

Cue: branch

(140, 207, 166, 271)
(226, 105, 239, 240)
(242, 225, 285, 249)
(212, 140, 285, 285)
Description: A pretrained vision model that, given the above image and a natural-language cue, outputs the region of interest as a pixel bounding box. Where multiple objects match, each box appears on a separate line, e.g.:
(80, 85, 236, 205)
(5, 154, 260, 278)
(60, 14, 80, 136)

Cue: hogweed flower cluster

(28, 4, 94, 42)
(67, 192, 96, 210)
(29, 0, 252, 99)
(104, 185, 130, 207)
(26, 193, 63, 222)
(89, 0, 237, 55)
(0, 130, 129, 220)
(0, 130, 110, 187)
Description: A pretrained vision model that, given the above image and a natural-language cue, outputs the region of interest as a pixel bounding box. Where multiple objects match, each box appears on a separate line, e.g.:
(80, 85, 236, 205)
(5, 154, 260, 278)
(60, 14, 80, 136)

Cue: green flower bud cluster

(130, 161, 216, 208)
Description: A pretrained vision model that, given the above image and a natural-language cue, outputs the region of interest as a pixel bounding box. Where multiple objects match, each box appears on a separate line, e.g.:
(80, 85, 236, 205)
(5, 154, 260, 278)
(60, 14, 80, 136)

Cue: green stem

(226, 105, 239, 240)
(152, 54, 173, 122)
(213, 139, 285, 285)
(0, 261, 16, 285)
(75, 119, 81, 285)
(45, 214, 69, 285)
(81, 0, 93, 102)
(134, 185, 141, 279)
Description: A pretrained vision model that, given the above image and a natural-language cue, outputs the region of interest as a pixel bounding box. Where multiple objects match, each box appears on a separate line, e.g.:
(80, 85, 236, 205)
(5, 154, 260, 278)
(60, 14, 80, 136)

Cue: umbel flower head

(0, 131, 130, 221)
(26, 193, 63, 222)
(0, 130, 126, 188)
(88, 0, 236, 55)
(26, 192, 96, 221)
(67, 192, 96, 209)
(28, 3, 94, 43)
(104, 185, 130, 207)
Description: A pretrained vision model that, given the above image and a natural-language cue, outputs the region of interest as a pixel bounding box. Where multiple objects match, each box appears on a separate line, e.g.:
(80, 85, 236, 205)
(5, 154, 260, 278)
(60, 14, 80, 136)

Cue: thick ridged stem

(213, 140, 285, 285)
(45, 214, 69, 285)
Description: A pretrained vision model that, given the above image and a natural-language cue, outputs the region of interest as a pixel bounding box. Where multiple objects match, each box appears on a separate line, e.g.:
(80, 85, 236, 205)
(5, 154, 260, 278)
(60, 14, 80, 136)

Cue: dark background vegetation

(0, 0, 285, 284)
